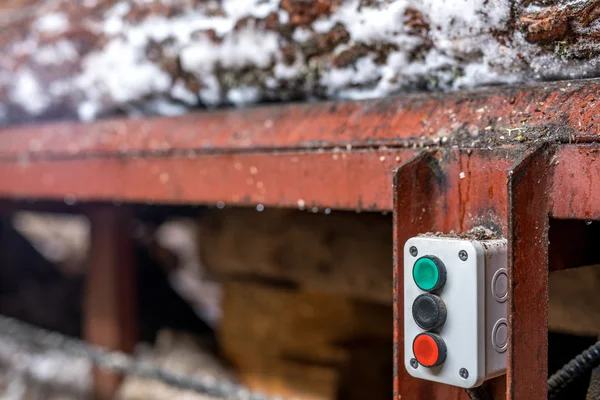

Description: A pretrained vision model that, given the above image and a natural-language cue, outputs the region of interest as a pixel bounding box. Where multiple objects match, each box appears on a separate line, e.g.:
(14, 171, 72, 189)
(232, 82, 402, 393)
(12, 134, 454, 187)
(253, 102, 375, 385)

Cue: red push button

(413, 332, 447, 367)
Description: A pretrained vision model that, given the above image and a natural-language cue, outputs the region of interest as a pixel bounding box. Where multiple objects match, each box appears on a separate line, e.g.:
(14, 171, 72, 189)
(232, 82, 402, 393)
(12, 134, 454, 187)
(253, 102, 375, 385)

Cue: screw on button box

(404, 236, 507, 388)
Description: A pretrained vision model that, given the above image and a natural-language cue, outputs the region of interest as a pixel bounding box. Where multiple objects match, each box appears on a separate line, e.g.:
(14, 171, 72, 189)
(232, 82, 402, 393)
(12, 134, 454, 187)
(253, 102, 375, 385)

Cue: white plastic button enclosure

(404, 236, 508, 388)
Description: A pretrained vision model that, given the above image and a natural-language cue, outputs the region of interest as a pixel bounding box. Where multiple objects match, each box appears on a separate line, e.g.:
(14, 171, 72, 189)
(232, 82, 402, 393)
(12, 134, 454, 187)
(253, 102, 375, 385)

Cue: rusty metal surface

(507, 144, 554, 400)
(393, 152, 463, 400)
(0, 149, 414, 211)
(1, 144, 600, 217)
(551, 145, 600, 220)
(393, 148, 516, 400)
(0, 79, 599, 160)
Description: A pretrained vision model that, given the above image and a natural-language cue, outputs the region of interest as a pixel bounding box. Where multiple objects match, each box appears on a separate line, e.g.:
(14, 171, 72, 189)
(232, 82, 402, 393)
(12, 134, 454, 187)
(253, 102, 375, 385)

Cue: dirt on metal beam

(0, 79, 599, 161)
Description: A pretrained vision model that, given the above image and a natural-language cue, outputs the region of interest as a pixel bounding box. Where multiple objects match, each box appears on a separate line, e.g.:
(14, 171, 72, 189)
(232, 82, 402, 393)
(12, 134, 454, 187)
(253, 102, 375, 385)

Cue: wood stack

(198, 208, 393, 399)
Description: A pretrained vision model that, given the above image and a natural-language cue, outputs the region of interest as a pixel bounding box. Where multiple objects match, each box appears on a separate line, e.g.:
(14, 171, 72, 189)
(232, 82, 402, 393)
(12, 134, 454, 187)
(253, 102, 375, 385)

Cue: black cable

(465, 386, 492, 400)
(548, 339, 600, 398)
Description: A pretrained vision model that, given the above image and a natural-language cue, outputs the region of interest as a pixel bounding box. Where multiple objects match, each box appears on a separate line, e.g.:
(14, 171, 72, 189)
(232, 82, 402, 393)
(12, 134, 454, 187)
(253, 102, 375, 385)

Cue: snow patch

(274, 55, 303, 80)
(77, 39, 171, 106)
(220, 28, 279, 69)
(139, 98, 190, 116)
(78, 101, 98, 122)
(48, 80, 72, 97)
(179, 26, 280, 72)
(292, 27, 313, 43)
(223, 0, 279, 20)
(77, 0, 281, 118)
(227, 86, 260, 104)
(278, 10, 290, 24)
(103, 2, 131, 35)
(331, 0, 409, 44)
(33, 41, 78, 65)
(321, 56, 385, 91)
(318, 0, 522, 96)
(10, 69, 51, 115)
(170, 81, 198, 105)
(33, 12, 69, 33)
(199, 75, 222, 105)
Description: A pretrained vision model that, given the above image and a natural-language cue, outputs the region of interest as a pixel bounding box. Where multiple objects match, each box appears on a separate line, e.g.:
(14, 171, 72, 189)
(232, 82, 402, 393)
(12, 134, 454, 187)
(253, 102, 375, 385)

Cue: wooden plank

(549, 265, 600, 336)
(84, 207, 136, 399)
(219, 280, 391, 400)
(198, 208, 393, 304)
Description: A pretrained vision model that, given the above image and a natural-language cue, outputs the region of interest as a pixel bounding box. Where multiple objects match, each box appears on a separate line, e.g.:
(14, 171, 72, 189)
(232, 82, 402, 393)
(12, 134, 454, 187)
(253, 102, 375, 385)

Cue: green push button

(413, 256, 446, 292)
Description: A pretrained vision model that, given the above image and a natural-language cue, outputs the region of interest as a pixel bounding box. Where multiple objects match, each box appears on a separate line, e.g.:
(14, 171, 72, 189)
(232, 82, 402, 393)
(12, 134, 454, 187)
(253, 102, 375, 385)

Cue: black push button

(412, 293, 447, 331)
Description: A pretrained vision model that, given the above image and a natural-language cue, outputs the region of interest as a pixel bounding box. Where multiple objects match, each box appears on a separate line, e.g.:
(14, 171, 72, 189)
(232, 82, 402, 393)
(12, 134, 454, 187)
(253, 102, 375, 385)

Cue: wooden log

(219, 280, 392, 399)
(1, 0, 600, 124)
(198, 208, 393, 304)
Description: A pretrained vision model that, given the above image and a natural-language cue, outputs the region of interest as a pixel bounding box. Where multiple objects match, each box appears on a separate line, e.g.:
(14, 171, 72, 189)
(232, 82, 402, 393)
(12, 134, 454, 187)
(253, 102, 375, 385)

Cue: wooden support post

(507, 145, 554, 400)
(85, 207, 136, 399)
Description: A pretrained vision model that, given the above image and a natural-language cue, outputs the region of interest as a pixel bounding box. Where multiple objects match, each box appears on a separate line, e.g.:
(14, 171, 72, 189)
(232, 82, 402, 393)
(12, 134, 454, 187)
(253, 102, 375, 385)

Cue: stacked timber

(198, 208, 393, 399)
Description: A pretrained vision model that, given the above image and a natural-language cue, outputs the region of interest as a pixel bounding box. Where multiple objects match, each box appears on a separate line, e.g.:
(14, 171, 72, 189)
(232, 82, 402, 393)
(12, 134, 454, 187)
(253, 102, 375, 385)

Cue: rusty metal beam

(2, 146, 597, 215)
(551, 145, 600, 220)
(393, 152, 463, 399)
(1, 144, 596, 217)
(0, 79, 598, 160)
(0, 150, 415, 211)
(85, 207, 136, 399)
(507, 144, 554, 400)
(393, 148, 516, 400)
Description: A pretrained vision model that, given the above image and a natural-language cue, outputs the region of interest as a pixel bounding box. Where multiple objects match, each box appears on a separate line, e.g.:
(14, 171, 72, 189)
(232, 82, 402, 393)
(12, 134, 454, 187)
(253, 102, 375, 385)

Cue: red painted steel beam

(551, 145, 600, 220)
(0, 79, 598, 160)
(393, 148, 516, 400)
(507, 145, 554, 400)
(0, 149, 415, 211)
(0, 144, 599, 217)
(85, 207, 136, 399)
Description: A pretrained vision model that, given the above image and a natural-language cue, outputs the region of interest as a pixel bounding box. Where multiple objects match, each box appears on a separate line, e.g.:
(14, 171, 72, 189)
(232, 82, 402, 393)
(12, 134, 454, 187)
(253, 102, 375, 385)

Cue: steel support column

(393, 148, 516, 399)
(85, 207, 136, 399)
(507, 145, 554, 400)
